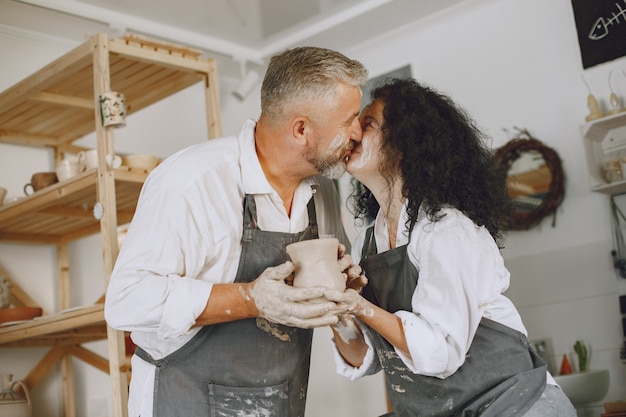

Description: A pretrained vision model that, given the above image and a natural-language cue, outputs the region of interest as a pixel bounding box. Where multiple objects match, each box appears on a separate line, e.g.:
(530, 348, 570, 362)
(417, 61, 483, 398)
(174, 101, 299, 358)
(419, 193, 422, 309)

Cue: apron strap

(241, 194, 257, 241)
(307, 185, 319, 229)
(361, 218, 416, 260)
(361, 226, 376, 259)
(242, 185, 319, 238)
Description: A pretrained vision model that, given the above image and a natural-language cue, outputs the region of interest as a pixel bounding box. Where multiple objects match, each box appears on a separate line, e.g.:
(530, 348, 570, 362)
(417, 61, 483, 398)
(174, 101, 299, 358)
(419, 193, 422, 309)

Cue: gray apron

(135, 191, 319, 417)
(359, 226, 547, 417)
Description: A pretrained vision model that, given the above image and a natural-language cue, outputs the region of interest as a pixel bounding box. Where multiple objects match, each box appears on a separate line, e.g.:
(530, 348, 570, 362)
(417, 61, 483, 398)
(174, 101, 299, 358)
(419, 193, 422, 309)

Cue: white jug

(56, 158, 81, 182)
(0, 374, 32, 417)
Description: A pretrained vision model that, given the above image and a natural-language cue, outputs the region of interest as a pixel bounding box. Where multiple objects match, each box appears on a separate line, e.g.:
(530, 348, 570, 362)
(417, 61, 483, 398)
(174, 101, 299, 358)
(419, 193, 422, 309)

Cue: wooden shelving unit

(0, 33, 222, 417)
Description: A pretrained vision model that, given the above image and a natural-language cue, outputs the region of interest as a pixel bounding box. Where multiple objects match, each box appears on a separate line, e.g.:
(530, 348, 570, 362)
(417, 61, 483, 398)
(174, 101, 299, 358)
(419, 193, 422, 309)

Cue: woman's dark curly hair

(349, 78, 510, 242)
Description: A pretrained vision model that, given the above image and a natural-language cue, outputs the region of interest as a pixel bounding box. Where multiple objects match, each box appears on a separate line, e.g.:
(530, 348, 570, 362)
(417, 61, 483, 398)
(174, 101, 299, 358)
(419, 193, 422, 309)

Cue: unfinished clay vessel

(286, 238, 345, 291)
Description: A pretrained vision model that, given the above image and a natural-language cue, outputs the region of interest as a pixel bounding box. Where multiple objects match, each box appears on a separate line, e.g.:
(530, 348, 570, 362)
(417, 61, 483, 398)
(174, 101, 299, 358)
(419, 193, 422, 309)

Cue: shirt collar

(239, 119, 274, 195)
(374, 199, 428, 250)
(238, 119, 316, 197)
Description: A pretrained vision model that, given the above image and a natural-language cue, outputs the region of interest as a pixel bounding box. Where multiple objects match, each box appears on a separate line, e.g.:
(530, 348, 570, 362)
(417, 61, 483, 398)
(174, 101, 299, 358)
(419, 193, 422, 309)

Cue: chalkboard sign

(571, 0, 626, 69)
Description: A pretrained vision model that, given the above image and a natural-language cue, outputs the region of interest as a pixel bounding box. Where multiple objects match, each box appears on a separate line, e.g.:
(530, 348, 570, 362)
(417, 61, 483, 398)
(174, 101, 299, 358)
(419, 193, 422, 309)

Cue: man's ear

(290, 117, 310, 146)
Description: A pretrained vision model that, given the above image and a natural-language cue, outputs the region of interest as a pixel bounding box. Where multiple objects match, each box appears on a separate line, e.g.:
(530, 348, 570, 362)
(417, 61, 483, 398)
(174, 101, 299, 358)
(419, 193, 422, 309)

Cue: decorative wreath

(494, 129, 565, 230)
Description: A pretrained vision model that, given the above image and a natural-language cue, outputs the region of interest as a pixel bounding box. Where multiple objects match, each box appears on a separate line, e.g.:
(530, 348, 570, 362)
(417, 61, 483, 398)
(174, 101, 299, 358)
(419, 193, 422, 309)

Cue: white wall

(1, 0, 626, 416)
(342, 0, 626, 415)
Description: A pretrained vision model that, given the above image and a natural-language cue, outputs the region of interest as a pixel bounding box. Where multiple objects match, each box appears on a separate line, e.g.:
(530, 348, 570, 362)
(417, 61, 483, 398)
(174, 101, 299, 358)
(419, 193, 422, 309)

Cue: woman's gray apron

(359, 226, 546, 417)
(134, 191, 320, 417)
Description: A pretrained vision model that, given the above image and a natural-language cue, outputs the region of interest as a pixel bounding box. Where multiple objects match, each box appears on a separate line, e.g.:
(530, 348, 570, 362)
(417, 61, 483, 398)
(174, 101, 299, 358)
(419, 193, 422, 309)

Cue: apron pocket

(207, 381, 288, 417)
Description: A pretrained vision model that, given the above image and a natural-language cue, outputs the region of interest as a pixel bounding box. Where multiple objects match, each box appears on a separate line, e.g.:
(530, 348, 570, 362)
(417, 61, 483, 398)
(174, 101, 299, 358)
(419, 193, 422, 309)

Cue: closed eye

(360, 116, 380, 131)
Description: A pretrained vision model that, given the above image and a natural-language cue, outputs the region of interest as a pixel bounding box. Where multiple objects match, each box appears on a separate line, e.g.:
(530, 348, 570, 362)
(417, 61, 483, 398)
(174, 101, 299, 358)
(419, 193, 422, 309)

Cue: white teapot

(0, 374, 32, 417)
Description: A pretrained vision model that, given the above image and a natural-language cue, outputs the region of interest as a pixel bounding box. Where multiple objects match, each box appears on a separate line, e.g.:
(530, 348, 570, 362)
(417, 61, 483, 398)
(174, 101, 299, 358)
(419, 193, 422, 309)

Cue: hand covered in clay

(249, 261, 345, 328)
(336, 244, 368, 293)
(324, 288, 373, 318)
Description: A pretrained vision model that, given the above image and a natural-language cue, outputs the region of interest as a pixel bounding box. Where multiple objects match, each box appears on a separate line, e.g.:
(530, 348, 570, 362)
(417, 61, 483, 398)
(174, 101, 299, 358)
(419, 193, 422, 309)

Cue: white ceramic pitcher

(0, 374, 32, 417)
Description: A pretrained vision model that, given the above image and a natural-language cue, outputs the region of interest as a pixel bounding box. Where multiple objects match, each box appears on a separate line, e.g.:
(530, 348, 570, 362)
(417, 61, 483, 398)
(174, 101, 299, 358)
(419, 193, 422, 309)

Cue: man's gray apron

(134, 191, 320, 417)
(359, 226, 546, 417)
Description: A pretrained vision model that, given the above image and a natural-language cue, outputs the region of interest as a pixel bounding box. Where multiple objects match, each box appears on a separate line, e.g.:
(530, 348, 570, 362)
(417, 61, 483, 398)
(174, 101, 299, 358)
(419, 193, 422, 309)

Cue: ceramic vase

(286, 238, 345, 291)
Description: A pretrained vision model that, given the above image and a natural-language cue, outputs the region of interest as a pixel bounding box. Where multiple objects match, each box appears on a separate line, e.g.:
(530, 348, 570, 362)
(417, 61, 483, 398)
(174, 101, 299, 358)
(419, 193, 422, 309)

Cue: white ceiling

(13, 0, 471, 68)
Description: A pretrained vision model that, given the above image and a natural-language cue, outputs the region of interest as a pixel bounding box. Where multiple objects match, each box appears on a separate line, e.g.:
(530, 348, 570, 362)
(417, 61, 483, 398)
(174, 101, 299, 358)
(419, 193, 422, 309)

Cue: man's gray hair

(260, 47, 368, 126)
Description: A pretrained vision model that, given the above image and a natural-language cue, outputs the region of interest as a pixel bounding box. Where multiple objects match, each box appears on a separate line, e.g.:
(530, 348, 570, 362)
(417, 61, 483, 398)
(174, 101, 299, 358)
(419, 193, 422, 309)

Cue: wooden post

(92, 33, 129, 417)
(57, 243, 70, 311)
(61, 353, 76, 417)
(204, 61, 223, 139)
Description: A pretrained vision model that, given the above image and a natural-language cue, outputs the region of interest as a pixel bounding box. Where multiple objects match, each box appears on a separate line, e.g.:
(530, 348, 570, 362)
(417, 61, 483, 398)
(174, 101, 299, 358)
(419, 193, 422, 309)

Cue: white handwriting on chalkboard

(589, 0, 626, 40)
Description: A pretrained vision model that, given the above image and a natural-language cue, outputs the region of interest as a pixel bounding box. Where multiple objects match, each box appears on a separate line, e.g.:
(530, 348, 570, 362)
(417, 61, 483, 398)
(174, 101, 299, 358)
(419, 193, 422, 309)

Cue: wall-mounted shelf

(581, 111, 626, 194)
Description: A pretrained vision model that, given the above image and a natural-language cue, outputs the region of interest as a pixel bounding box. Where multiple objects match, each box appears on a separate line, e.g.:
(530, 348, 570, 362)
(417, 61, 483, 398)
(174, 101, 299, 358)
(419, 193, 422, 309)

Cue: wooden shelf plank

(0, 169, 146, 243)
(581, 111, 626, 142)
(0, 34, 212, 148)
(0, 304, 105, 345)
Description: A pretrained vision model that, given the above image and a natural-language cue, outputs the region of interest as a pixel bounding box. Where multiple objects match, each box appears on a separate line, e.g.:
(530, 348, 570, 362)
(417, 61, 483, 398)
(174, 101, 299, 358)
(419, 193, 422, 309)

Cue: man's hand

(248, 261, 345, 328)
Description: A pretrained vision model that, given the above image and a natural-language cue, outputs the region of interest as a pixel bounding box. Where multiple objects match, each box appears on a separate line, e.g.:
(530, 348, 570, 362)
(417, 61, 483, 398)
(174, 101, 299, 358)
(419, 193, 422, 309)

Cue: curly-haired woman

(327, 78, 575, 417)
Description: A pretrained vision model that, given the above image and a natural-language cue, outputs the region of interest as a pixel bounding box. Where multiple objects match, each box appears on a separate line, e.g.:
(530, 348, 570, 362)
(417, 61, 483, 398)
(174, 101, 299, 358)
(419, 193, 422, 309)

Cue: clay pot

(286, 238, 345, 291)
(0, 307, 43, 324)
(23, 172, 58, 195)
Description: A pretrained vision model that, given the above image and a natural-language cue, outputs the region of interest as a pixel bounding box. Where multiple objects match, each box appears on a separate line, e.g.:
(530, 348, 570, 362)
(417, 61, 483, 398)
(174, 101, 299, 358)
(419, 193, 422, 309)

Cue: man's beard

(306, 132, 353, 179)
(306, 146, 347, 179)
(318, 159, 346, 179)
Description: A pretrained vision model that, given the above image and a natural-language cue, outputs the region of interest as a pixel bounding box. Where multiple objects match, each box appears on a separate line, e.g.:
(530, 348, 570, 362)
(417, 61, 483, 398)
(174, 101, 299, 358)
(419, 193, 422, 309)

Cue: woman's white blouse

(334, 202, 528, 380)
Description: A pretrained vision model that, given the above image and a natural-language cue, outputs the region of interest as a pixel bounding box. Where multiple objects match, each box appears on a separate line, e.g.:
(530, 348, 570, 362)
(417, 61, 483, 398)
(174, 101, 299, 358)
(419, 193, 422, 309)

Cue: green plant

(574, 340, 589, 372)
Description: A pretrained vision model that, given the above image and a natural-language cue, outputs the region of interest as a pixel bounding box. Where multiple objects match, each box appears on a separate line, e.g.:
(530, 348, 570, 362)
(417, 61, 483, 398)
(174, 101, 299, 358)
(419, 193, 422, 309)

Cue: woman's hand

(337, 243, 368, 293)
(324, 288, 374, 318)
(327, 287, 410, 359)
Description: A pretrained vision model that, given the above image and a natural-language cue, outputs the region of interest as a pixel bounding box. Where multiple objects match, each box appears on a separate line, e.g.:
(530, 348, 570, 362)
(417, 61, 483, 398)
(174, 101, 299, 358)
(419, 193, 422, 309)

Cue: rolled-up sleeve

(398, 214, 502, 377)
(105, 183, 214, 339)
(332, 320, 382, 380)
